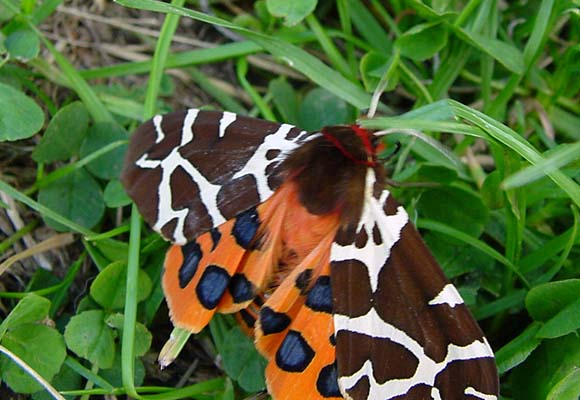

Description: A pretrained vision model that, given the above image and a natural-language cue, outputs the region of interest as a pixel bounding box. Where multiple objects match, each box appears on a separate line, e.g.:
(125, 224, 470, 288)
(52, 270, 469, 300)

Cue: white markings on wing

(232, 124, 308, 200)
(135, 109, 227, 244)
(428, 284, 464, 308)
(331, 169, 495, 399)
(134, 109, 308, 243)
(331, 169, 408, 292)
(335, 308, 495, 399)
(181, 108, 198, 146)
(136, 154, 161, 169)
(219, 111, 236, 138)
(465, 387, 498, 400)
(153, 115, 164, 143)
(431, 387, 442, 400)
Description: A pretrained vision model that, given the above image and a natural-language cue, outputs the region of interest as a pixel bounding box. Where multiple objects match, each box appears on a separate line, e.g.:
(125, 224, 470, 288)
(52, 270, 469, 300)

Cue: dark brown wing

(330, 169, 499, 399)
(121, 109, 310, 244)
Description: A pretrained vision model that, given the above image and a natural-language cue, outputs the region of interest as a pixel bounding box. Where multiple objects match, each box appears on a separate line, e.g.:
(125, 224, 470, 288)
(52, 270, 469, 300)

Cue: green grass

(0, 0, 579, 399)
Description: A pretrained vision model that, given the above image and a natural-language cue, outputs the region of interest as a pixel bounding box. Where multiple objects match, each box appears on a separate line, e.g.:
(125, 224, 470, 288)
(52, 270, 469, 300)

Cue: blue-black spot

(276, 330, 315, 372)
(229, 273, 255, 303)
(232, 207, 261, 249)
(305, 276, 333, 313)
(210, 228, 222, 250)
(260, 306, 291, 335)
(317, 362, 341, 397)
(329, 334, 336, 346)
(178, 241, 202, 289)
(238, 309, 255, 329)
(295, 269, 313, 294)
(254, 296, 264, 307)
(196, 265, 230, 309)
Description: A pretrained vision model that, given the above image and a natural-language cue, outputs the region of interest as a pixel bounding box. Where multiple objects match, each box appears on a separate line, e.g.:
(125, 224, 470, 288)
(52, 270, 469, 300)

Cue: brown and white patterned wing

(121, 109, 310, 244)
(330, 169, 499, 400)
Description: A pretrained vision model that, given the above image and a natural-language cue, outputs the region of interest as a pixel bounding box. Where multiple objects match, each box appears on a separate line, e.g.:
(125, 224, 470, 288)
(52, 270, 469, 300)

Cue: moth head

(320, 125, 381, 167)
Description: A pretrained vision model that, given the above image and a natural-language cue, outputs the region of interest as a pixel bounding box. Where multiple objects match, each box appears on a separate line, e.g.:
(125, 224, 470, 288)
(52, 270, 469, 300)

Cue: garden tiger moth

(121, 109, 499, 399)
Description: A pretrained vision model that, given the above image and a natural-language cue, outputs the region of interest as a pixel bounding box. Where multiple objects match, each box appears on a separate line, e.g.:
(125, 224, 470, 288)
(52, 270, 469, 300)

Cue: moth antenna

(374, 127, 462, 171)
(384, 178, 441, 189)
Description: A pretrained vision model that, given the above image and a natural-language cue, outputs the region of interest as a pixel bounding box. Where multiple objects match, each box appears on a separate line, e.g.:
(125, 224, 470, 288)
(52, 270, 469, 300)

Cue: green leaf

(32, 102, 90, 163)
(64, 310, 116, 369)
(5, 29, 40, 61)
(115, 0, 372, 110)
(401, 163, 458, 184)
(266, 0, 317, 26)
(0, 294, 51, 338)
(502, 142, 580, 189)
(100, 351, 146, 387)
(510, 334, 580, 400)
(424, 232, 494, 279)
(447, 100, 580, 208)
(417, 186, 488, 238)
(396, 22, 448, 61)
(0, 2, 16, 21)
(218, 325, 266, 392)
(298, 88, 352, 131)
(37, 168, 105, 231)
(0, 324, 66, 394)
(537, 298, 580, 339)
(495, 322, 542, 374)
(103, 179, 132, 208)
(31, 362, 82, 400)
(269, 78, 299, 125)
(90, 261, 152, 310)
(480, 171, 504, 209)
(547, 367, 580, 400)
(452, 29, 524, 74)
(526, 279, 580, 321)
(105, 314, 152, 357)
(360, 51, 398, 92)
(0, 82, 44, 141)
(79, 122, 128, 180)
(348, 0, 392, 52)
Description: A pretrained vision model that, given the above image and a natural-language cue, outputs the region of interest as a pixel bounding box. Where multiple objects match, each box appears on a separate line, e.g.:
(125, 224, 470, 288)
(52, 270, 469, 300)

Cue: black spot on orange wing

(232, 207, 261, 249)
(238, 309, 256, 330)
(317, 362, 341, 397)
(305, 276, 333, 313)
(196, 265, 230, 309)
(276, 330, 315, 372)
(295, 269, 313, 294)
(228, 273, 256, 303)
(178, 240, 202, 288)
(210, 227, 221, 250)
(260, 306, 291, 335)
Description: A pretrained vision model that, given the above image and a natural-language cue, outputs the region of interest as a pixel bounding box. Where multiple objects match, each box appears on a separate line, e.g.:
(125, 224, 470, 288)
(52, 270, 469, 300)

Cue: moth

(121, 109, 499, 400)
